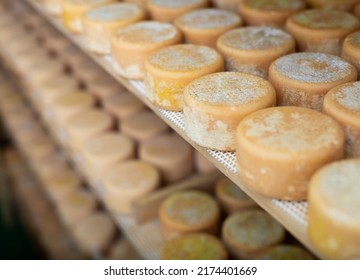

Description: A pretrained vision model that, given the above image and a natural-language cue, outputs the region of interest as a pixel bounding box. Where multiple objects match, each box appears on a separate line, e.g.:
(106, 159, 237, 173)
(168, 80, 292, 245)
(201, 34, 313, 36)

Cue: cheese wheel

(342, 31, 360, 77)
(145, 44, 224, 111)
(194, 151, 216, 173)
(239, 0, 305, 27)
(159, 190, 220, 240)
(257, 245, 314, 260)
(103, 160, 160, 213)
(121, 110, 169, 142)
(217, 27, 295, 78)
(103, 92, 145, 120)
(87, 75, 126, 99)
(323, 82, 360, 158)
(66, 109, 113, 151)
(12, 49, 49, 71)
(107, 238, 140, 260)
(211, 0, 242, 11)
(286, 9, 360, 55)
(268, 52, 357, 111)
(72, 60, 105, 84)
(33, 154, 69, 182)
(25, 135, 56, 161)
(72, 212, 116, 254)
(236, 106, 345, 200)
(222, 210, 285, 259)
(308, 159, 360, 259)
(139, 133, 193, 183)
(45, 33, 71, 53)
(307, 0, 359, 11)
(183, 72, 276, 151)
(43, 0, 63, 15)
(62, 0, 116, 33)
(60, 44, 88, 68)
(215, 177, 257, 215)
(124, 0, 148, 10)
(174, 8, 242, 49)
(25, 59, 65, 87)
(147, 0, 208, 22)
(82, 3, 146, 54)
(111, 21, 182, 80)
(161, 233, 228, 260)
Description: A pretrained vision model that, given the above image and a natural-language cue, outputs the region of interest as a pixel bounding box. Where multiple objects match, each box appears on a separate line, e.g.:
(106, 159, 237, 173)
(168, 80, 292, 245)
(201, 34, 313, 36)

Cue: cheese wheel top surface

(68, 110, 112, 132)
(175, 8, 241, 30)
(218, 27, 293, 51)
(239, 107, 343, 153)
(113, 21, 180, 44)
(147, 44, 222, 72)
(291, 9, 360, 30)
(217, 177, 252, 200)
(41, 75, 78, 91)
(242, 0, 305, 11)
(161, 191, 219, 226)
(44, 169, 81, 191)
(257, 245, 314, 260)
(149, 0, 206, 8)
(54, 92, 95, 109)
(185, 72, 275, 107)
(272, 52, 354, 83)
(122, 110, 168, 134)
(85, 3, 144, 22)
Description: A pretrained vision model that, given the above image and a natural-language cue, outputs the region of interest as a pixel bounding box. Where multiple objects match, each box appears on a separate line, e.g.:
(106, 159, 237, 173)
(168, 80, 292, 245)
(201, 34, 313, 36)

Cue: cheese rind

(342, 31, 360, 77)
(307, 0, 359, 11)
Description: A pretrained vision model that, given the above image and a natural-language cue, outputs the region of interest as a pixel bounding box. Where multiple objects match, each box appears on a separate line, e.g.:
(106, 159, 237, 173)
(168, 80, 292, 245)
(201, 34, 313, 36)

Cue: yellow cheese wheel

(145, 44, 224, 111)
(82, 3, 146, 54)
(217, 27, 295, 78)
(183, 72, 275, 151)
(268, 52, 357, 111)
(103, 92, 145, 120)
(308, 159, 360, 259)
(342, 31, 360, 77)
(159, 190, 220, 240)
(286, 9, 360, 55)
(236, 106, 345, 200)
(25, 134, 56, 161)
(174, 8, 242, 49)
(323, 81, 360, 158)
(307, 0, 359, 11)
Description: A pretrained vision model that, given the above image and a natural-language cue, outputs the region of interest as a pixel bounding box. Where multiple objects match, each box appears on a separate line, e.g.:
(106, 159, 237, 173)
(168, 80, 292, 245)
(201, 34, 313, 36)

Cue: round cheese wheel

(217, 27, 295, 78)
(107, 238, 140, 260)
(239, 0, 305, 27)
(147, 0, 208, 22)
(268, 52, 357, 111)
(307, 0, 359, 11)
(82, 3, 146, 54)
(145, 44, 224, 111)
(257, 245, 314, 260)
(211, 0, 242, 11)
(342, 31, 360, 77)
(43, 0, 63, 15)
(111, 21, 182, 80)
(323, 82, 360, 158)
(159, 190, 220, 240)
(308, 159, 360, 259)
(194, 151, 216, 173)
(222, 210, 285, 259)
(45, 33, 71, 53)
(161, 233, 228, 260)
(286, 9, 360, 55)
(121, 110, 169, 143)
(72, 60, 104, 84)
(103, 92, 145, 120)
(33, 153, 68, 181)
(215, 177, 257, 215)
(26, 59, 64, 87)
(25, 135, 56, 161)
(183, 72, 275, 151)
(124, 0, 148, 10)
(174, 8, 242, 49)
(60, 45, 88, 68)
(103, 160, 160, 213)
(236, 106, 345, 200)
(139, 133, 193, 183)
(87, 76, 125, 99)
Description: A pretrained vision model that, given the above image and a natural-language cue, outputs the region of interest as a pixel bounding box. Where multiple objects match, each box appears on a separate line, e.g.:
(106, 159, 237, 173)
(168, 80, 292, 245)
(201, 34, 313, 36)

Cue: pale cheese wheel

(286, 9, 360, 55)
(307, 0, 359, 11)
(145, 44, 224, 111)
(87, 75, 126, 99)
(103, 92, 145, 120)
(25, 134, 56, 161)
(124, 0, 148, 10)
(217, 27, 295, 78)
(174, 8, 242, 49)
(342, 31, 360, 77)
(60, 44, 89, 68)
(44, 33, 71, 53)
(268, 52, 357, 111)
(236, 106, 345, 200)
(212, 0, 242, 11)
(25, 59, 65, 87)
(32, 154, 69, 182)
(72, 60, 105, 84)
(183, 72, 276, 151)
(82, 3, 146, 54)
(43, 0, 63, 15)
(323, 82, 360, 158)
(308, 159, 360, 259)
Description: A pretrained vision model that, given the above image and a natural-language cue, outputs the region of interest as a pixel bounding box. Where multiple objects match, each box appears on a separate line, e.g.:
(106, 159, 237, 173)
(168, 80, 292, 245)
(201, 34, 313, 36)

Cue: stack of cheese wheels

(159, 190, 220, 240)
(286, 9, 360, 55)
(87, 75, 125, 99)
(215, 177, 257, 215)
(61, 0, 115, 33)
(212, 0, 241, 11)
(323, 81, 360, 158)
(147, 0, 208, 22)
(268, 52, 357, 111)
(66, 109, 113, 152)
(81, 132, 135, 181)
(217, 27, 295, 78)
(43, 0, 63, 16)
(239, 0, 306, 27)
(111, 21, 182, 80)
(139, 133, 193, 183)
(257, 245, 314, 260)
(161, 233, 228, 260)
(222, 210, 285, 259)
(82, 3, 146, 54)
(236, 107, 345, 200)
(103, 160, 160, 213)
(174, 8, 242, 48)
(121, 110, 169, 143)
(103, 91, 145, 120)
(308, 159, 360, 259)
(72, 212, 116, 255)
(307, 0, 359, 11)
(145, 44, 224, 111)
(342, 31, 360, 76)
(194, 151, 216, 173)
(183, 72, 275, 151)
